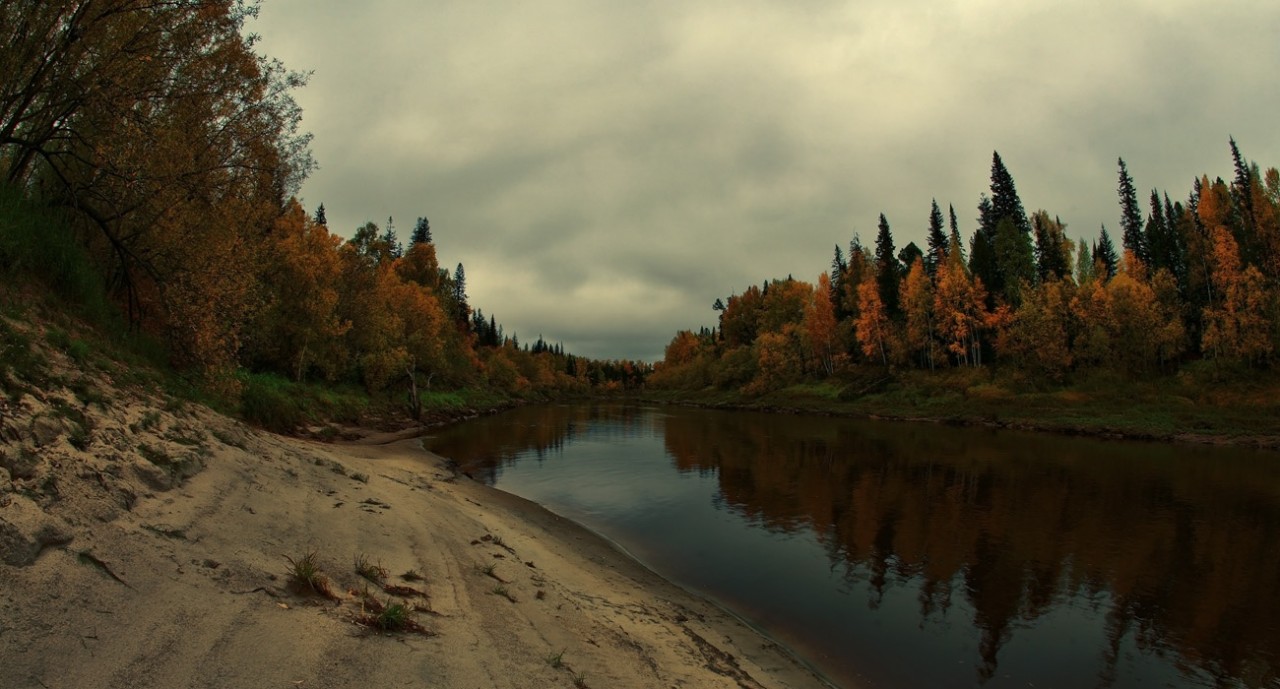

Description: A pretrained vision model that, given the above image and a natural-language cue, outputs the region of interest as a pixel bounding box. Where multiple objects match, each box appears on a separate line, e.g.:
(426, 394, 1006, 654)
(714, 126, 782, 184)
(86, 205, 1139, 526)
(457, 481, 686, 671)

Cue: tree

(452, 263, 470, 328)
(855, 276, 891, 365)
(251, 199, 350, 381)
(926, 199, 948, 278)
(901, 261, 938, 369)
(1117, 158, 1149, 266)
(989, 152, 1031, 236)
(898, 242, 924, 273)
(948, 204, 965, 264)
(805, 273, 841, 375)
(315, 204, 328, 226)
(994, 217, 1035, 304)
(381, 217, 403, 260)
(934, 252, 989, 367)
(411, 217, 433, 245)
(0, 0, 312, 382)
(1031, 211, 1069, 283)
(875, 213, 900, 317)
(1095, 226, 1119, 279)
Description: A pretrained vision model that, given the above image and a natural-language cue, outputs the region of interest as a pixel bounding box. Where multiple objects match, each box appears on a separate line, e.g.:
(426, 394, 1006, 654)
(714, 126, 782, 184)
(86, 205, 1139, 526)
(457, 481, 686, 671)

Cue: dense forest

(651, 146, 1280, 393)
(0, 1, 646, 417)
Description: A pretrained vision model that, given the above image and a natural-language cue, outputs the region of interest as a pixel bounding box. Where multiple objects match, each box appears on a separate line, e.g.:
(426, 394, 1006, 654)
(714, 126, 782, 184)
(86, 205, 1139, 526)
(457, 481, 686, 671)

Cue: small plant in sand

(285, 551, 336, 598)
(490, 585, 517, 603)
(571, 671, 589, 688)
(354, 553, 388, 583)
(475, 562, 498, 577)
(545, 649, 566, 669)
(401, 569, 424, 582)
(354, 595, 432, 635)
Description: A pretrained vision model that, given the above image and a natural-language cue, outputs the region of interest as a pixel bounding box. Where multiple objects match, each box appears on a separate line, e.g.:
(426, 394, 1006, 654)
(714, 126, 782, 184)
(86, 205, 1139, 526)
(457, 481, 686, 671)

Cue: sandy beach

(0, 378, 834, 689)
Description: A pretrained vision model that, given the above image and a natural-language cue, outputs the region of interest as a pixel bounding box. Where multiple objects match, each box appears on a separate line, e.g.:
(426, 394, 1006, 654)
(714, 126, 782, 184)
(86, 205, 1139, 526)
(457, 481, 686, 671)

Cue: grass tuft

(545, 649, 566, 668)
(354, 553, 388, 583)
(285, 551, 336, 598)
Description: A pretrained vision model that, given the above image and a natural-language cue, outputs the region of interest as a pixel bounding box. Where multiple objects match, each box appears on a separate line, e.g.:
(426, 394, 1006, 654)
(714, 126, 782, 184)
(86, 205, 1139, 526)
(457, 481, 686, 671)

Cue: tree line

(652, 143, 1280, 390)
(0, 1, 646, 404)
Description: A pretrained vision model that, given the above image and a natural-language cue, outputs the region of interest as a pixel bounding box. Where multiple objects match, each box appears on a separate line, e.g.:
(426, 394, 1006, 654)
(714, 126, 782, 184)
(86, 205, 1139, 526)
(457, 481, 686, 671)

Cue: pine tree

(315, 203, 327, 226)
(989, 152, 1031, 236)
(1117, 158, 1148, 265)
(1096, 225, 1119, 279)
(926, 199, 947, 277)
(452, 263, 469, 326)
(994, 217, 1035, 304)
(380, 216, 403, 260)
(830, 245, 848, 318)
(874, 213, 900, 317)
(1032, 211, 1069, 282)
(948, 204, 965, 264)
(411, 217, 432, 245)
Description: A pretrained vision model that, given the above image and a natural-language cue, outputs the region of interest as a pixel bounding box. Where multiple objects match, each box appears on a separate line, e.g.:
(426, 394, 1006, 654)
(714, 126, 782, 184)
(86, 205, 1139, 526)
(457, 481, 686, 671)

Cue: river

(425, 403, 1280, 689)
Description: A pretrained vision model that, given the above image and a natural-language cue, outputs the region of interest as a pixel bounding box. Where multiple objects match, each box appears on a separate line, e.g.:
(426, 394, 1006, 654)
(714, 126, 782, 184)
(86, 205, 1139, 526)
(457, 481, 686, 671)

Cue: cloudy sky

(250, 0, 1280, 362)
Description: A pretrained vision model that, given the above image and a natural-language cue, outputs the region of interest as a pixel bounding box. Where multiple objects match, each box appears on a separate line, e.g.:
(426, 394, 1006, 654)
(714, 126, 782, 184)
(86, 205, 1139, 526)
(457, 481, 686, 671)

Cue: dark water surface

(426, 404, 1280, 689)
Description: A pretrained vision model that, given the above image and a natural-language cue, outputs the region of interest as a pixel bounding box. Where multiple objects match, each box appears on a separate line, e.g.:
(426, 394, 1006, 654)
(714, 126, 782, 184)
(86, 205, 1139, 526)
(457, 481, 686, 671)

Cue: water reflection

(428, 404, 1280, 688)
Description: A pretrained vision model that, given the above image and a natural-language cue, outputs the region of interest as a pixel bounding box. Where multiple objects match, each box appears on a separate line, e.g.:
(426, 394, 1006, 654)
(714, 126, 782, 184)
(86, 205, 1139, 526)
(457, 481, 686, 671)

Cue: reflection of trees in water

(660, 410, 1280, 688)
(427, 404, 657, 485)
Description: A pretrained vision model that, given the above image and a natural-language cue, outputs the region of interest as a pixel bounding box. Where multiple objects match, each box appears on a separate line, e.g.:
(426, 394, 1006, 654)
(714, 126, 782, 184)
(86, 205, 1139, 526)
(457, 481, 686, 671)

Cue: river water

(425, 403, 1280, 689)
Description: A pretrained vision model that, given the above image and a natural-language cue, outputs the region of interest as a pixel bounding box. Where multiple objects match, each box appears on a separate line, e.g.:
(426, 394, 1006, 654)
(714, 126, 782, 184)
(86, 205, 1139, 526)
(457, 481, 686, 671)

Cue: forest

(0, 1, 646, 425)
(650, 146, 1280, 397)
(2, 2, 1276, 433)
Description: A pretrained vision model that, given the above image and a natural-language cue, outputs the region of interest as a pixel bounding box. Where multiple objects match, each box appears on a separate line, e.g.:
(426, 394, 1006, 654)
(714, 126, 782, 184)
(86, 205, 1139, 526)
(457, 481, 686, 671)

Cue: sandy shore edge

(1, 401, 837, 689)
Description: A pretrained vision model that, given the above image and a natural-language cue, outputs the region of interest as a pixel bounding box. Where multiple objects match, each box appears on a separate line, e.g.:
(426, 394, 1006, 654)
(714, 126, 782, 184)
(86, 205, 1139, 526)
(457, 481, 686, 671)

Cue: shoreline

(0, 398, 835, 689)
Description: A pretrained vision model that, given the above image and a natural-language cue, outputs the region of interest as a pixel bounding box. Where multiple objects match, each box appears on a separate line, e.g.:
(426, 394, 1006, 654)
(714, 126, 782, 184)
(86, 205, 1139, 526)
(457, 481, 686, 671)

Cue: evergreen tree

(830, 245, 848, 317)
(948, 204, 965, 264)
(1096, 225, 1119, 279)
(314, 203, 327, 226)
(1117, 158, 1148, 265)
(926, 199, 947, 277)
(452, 263, 469, 326)
(994, 217, 1035, 304)
(989, 152, 1031, 236)
(874, 213, 900, 316)
(898, 242, 924, 273)
(1031, 211, 1069, 282)
(1229, 136, 1256, 236)
(411, 216, 432, 245)
(380, 216, 403, 260)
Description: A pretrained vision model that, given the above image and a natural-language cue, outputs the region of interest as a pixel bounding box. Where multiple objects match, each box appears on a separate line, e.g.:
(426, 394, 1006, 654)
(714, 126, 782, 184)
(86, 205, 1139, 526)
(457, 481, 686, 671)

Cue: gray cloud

(252, 0, 1280, 362)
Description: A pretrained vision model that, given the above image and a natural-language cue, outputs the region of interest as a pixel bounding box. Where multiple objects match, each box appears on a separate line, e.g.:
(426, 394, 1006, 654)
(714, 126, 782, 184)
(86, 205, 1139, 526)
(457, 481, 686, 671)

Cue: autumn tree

(0, 1, 311, 383)
(250, 199, 350, 381)
(855, 275, 891, 365)
(805, 273, 841, 375)
(934, 250, 989, 367)
(901, 261, 939, 369)
(1002, 279, 1072, 380)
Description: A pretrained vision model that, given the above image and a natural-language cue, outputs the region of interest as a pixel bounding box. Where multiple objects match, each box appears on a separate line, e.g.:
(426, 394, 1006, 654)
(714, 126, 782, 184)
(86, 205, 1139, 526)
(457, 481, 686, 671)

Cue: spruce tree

(994, 217, 1035, 304)
(1117, 158, 1148, 265)
(1096, 225, 1119, 279)
(948, 204, 965, 264)
(411, 216, 432, 245)
(989, 152, 1031, 236)
(875, 214, 900, 317)
(380, 216, 403, 260)
(314, 203, 327, 226)
(830, 245, 848, 317)
(926, 199, 947, 277)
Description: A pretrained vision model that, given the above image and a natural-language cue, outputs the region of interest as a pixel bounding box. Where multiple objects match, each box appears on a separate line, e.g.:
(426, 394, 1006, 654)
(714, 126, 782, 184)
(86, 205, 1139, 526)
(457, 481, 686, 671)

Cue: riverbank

(641, 365, 1280, 449)
(0, 381, 832, 688)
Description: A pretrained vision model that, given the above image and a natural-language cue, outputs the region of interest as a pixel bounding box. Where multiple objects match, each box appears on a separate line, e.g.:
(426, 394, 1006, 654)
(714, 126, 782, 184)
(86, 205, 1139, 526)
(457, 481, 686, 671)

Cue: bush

(239, 373, 305, 432)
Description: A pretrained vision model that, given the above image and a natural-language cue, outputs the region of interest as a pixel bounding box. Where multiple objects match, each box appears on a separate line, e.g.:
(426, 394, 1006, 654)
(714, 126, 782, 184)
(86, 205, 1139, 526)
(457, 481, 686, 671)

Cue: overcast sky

(250, 0, 1280, 362)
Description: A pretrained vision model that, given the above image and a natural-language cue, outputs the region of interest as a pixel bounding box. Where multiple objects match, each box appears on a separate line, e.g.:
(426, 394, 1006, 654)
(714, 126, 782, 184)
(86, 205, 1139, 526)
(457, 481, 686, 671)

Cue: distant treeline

(0, 1, 647, 400)
(652, 145, 1280, 390)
